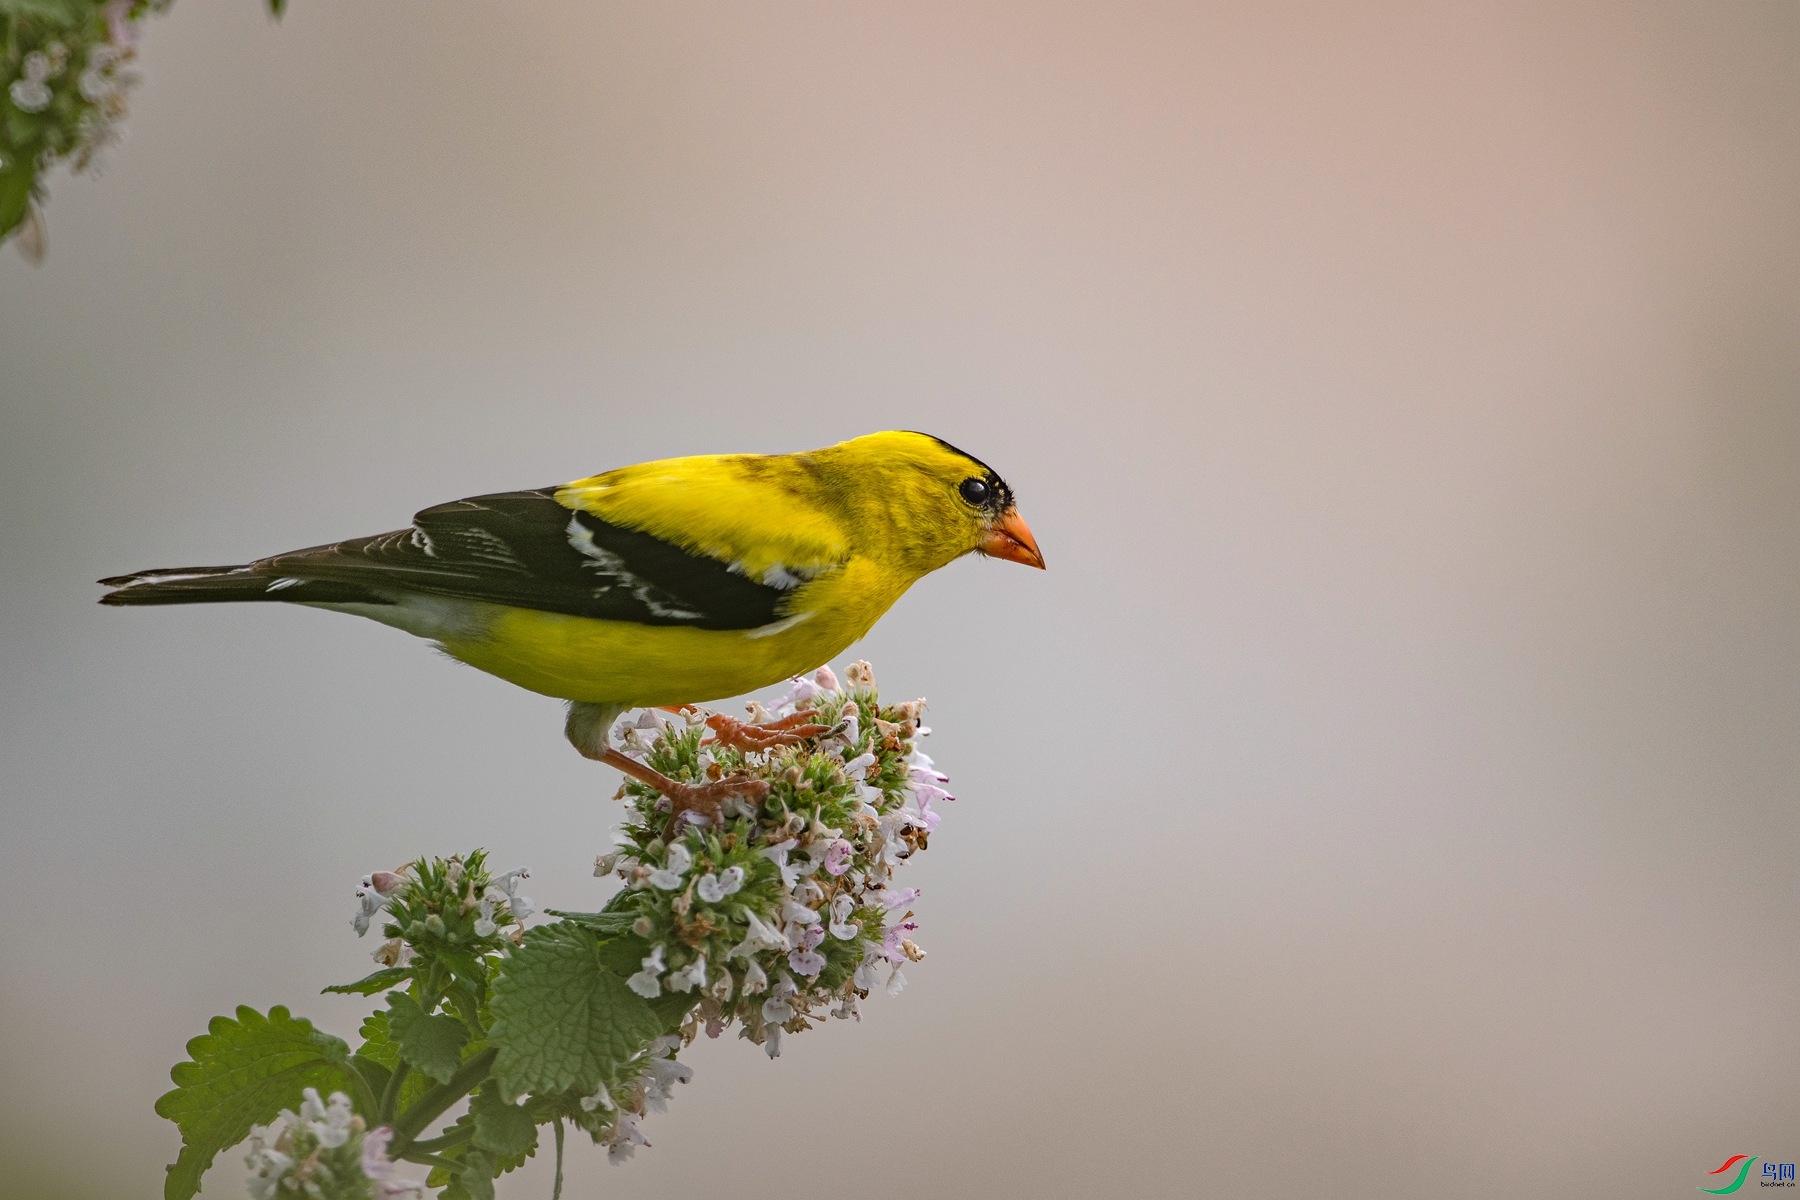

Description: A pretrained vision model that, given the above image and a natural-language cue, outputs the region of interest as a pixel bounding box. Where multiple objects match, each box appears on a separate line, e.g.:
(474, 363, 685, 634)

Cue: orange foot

(590, 745, 770, 835)
(703, 708, 832, 752)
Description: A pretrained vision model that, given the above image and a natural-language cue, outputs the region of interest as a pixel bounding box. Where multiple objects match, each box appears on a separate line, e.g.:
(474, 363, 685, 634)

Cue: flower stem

(553, 1118, 565, 1200)
(401, 1126, 474, 1156)
(378, 1060, 411, 1124)
(340, 1057, 384, 1122)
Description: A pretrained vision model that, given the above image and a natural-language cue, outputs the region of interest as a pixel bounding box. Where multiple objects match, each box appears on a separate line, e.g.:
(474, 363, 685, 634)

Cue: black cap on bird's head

(909, 433, 1044, 570)
(813, 430, 1045, 573)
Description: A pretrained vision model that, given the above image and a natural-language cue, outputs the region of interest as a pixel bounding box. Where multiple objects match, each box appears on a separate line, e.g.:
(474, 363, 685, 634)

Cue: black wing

(250, 489, 794, 629)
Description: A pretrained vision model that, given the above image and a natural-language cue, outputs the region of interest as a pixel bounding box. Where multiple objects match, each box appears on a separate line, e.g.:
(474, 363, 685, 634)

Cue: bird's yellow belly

(440, 571, 900, 706)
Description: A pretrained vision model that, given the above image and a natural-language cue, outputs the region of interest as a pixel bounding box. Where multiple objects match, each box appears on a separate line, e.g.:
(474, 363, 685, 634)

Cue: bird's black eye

(959, 477, 991, 506)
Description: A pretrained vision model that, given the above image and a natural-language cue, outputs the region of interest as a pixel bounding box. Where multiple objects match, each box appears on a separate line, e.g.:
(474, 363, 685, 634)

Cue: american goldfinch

(100, 430, 1044, 829)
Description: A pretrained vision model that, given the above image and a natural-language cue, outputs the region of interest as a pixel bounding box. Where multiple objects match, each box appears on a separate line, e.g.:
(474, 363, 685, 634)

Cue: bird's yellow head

(812, 431, 1045, 577)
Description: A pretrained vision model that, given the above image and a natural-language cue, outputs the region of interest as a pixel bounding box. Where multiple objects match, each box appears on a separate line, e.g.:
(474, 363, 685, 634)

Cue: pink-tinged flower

(854, 941, 885, 990)
(814, 665, 841, 692)
(786, 924, 825, 975)
(911, 781, 954, 807)
(368, 871, 407, 895)
(914, 793, 943, 833)
(787, 946, 826, 976)
(822, 839, 853, 876)
(361, 1127, 397, 1180)
(876, 887, 920, 912)
(104, 0, 137, 47)
(771, 675, 822, 711)
(882, 919, 920, 962)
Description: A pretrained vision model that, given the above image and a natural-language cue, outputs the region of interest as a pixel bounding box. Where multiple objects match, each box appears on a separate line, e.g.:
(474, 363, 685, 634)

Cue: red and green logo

(1700, 1156, 1758, 1194)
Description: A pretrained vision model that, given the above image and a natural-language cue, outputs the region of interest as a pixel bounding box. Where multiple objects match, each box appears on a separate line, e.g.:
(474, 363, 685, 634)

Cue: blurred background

(2, 2, 1795, 1197)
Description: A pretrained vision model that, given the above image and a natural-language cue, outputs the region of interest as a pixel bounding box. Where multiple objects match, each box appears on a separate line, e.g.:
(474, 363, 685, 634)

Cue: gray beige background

(2, 2, 1796, 1198)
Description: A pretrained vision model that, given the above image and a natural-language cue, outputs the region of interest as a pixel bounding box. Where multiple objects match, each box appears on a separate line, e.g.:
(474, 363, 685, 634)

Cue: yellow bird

(100, 431, 1045, 828)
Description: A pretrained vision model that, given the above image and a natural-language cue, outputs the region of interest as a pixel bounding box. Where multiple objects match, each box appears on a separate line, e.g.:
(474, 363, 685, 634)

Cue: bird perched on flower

(100, 431, 1044, 828)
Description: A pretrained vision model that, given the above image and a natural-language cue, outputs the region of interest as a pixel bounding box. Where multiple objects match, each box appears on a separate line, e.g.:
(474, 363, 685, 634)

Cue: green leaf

(0, 161, 35, 241)
(452, 1148, 497, 1200)
(322, 966, 413, 996)
(470, 1086, 539, 1161)
(488, 924, 662, 1098)
(356, 1012, 433, 1113)
(386, 992, 469, 1084)
(544, 906, 638, 936)
(154, 1006, 352, 1200)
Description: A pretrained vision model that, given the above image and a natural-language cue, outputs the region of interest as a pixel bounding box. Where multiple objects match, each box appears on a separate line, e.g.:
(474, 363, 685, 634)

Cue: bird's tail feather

(98, 565, 390, 607)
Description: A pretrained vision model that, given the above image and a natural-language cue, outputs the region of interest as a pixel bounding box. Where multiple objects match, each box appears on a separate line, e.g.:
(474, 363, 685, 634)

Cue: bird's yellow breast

(438, 557, 906, 706)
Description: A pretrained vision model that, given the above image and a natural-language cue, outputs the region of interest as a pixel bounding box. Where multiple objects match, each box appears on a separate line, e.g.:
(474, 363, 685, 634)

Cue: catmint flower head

(240, 1091, 401, 1199)
(590, 659, 955, 1138)
(362, 851, 527, 963)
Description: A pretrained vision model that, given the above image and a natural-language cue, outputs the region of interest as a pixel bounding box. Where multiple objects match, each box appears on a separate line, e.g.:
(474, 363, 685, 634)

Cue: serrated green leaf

(488, 924, 662, 1098)
(356, 1012, 433, 1113)
(385, 992, 469, 1084)
(155, 1006, 352, 1200)
(322, 966, 412, 996)
(544, 907, 638, 935)
(470, 1086, 539, 1160)
(454, 1148, 497, 1200)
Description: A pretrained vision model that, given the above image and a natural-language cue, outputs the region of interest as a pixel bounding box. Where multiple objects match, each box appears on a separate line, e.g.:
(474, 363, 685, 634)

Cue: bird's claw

(703, 709, 830, 751)
(662, 773, 771, 836)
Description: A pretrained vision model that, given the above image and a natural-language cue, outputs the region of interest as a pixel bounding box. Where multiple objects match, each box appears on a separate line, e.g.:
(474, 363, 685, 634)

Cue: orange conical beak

(980, 507, 1046, 569)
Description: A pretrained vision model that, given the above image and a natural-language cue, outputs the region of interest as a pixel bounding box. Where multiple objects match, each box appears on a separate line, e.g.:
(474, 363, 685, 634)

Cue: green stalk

(401, 1126, 475, 1156)
(552, 1119, 566, 1200)
(339, 1058, 383, 1122)
(378, 1061, 412, 1124)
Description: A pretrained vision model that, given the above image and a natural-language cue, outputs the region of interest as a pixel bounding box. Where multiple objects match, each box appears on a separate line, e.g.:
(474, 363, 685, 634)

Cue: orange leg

(588, 745, 770, 835)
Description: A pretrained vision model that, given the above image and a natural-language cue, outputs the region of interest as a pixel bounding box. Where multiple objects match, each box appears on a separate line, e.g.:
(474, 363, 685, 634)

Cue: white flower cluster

(347, 855, 532, 967)
(5, 18, 138, 163)
(577, 1033, 694, 1164)
(244, 1089, 421, 1200)
(8, 46, 61, 114)
(586, 661, 950, 1156)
